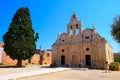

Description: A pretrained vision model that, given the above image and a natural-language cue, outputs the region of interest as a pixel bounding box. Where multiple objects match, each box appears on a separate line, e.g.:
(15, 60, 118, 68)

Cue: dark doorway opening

(85, 55, 91, 67)
(61, 56, 65, 65)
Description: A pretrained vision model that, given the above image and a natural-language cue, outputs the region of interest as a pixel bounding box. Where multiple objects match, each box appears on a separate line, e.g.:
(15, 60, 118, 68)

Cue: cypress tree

(3, 7, 38, 67)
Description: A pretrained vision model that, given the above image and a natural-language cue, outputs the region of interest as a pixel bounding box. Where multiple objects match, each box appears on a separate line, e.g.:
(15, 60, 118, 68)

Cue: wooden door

(72, 55, 78, 66)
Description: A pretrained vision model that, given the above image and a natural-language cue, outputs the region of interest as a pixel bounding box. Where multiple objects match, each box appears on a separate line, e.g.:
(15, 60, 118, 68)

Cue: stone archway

(61, 55, 65, 65)
(72, 55, 78, 66)
(85, 55, 91, 67)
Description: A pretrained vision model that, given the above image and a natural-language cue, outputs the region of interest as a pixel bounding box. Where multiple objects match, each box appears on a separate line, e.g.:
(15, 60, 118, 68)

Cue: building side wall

(105, 42, 114, 63)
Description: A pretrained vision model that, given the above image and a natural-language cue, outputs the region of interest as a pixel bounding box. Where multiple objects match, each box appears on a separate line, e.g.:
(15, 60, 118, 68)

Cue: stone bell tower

(67, 14, 82, 36)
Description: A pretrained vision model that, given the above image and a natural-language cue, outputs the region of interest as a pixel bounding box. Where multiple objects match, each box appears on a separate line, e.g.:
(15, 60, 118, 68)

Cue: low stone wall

(1, 52, 51, 66)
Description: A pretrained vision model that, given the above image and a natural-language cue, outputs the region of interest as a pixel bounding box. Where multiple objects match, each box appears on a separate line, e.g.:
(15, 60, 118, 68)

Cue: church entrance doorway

(72, 55, 78, 66)
(85, 55, 91, 67)
(61, 55, 65, 65)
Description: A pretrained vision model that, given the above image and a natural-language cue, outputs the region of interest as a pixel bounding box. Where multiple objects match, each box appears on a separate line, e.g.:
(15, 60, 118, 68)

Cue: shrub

(25, 63, 28, 65)
(109, 62, 120, 71)
(32, 62, 34, 65)
(0, 63, 2, 65)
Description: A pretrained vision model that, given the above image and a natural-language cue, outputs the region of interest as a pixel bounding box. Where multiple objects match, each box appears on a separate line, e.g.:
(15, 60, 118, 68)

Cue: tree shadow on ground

(0, 65, 25, 68)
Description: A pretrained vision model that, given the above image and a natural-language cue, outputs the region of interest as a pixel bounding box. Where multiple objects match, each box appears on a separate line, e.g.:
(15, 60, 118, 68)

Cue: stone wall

(1, 49, 52, 65)
(52, 14, 114, 69)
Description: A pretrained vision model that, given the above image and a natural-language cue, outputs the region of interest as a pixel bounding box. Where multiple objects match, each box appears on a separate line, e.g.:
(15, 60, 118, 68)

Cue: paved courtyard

(0, 65, 120, 80)
(0, 65, 70, 80)
(18, 69, 120, 80)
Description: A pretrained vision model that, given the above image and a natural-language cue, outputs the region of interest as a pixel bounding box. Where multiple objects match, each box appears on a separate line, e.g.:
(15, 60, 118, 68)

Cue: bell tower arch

(67, 14, 82, 36)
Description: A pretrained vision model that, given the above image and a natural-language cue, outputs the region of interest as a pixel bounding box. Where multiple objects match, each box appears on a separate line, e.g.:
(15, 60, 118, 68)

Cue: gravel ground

(17, 69, 120, 80)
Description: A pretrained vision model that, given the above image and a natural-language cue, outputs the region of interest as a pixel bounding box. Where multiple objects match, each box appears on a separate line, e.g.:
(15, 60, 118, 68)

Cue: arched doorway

(72, 55, 78, 66)
(85, 55, 91, 67)
(61, 55, 65, 65)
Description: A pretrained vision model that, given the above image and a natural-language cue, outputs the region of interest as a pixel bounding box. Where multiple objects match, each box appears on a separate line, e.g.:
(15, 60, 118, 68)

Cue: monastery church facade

(52, 14, 114, 68)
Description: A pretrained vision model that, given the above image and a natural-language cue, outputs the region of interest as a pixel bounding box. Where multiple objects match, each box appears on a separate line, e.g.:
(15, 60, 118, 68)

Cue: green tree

(114, 56, 120, 62)
(3, 7, 39, 67)
(111, 15, 120, 43)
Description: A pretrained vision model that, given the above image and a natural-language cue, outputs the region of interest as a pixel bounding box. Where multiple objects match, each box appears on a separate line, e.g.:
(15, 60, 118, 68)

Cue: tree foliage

(3, 7, 38, 67)
(111, 15, 120, 43)
(114, 56, 120, 62)
(109, 62, 120, 71)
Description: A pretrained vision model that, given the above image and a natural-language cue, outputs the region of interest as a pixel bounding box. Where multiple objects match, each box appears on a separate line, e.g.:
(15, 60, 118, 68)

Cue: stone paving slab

(0, 67, 70, 80)
(18, 69, 120, 80)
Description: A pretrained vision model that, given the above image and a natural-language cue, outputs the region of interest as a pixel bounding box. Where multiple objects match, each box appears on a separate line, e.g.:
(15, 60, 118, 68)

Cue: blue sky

(0, 0, 120, 52)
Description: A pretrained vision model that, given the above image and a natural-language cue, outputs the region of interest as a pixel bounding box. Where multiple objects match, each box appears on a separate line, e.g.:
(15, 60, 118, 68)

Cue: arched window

(76, 24, 79, 34)
(70, 26, 73, 35)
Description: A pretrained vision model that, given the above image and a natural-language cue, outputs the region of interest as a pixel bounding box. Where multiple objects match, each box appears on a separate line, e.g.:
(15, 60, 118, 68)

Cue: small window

(62, 49, 65, 52)
(62, 40, 65, 42)
(85, 36, 89, 39)
(46, 53, 50, 57)
(86, 48, 90, 51)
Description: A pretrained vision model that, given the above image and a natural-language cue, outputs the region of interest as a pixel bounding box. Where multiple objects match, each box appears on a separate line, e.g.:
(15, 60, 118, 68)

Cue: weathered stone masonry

(52, 14, 114, 68)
